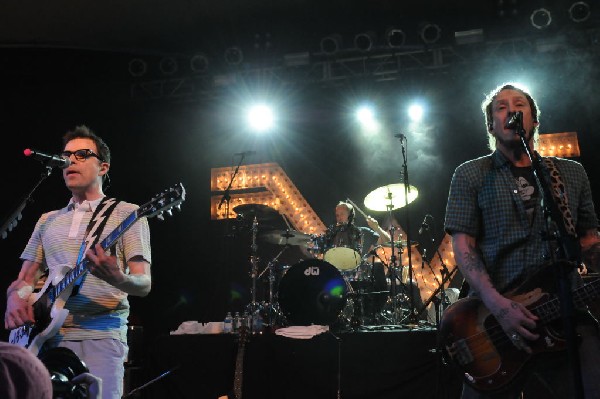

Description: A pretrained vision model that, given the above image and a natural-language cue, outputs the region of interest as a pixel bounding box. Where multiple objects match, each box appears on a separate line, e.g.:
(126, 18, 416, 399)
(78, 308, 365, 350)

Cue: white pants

(49, 339, 128, 399)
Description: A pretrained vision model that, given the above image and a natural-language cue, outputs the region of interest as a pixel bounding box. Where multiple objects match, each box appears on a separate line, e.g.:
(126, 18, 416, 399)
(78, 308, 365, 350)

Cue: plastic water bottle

(252, 309, 263, 334)
(223, 312, 233, 334)
(233, 311, 241, 332)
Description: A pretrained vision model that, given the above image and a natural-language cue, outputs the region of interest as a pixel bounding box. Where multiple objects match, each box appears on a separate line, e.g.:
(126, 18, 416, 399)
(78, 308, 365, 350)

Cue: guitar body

(9, 266, 74, 355)
(439, 262, 586, 392)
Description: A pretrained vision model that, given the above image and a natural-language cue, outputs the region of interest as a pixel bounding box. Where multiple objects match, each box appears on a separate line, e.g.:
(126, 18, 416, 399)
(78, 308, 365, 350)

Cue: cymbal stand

(247, 216, 261, 317)
(385, 198, 401, 325)
(258, 244, 289, 327)
(398, 133, 419, 325)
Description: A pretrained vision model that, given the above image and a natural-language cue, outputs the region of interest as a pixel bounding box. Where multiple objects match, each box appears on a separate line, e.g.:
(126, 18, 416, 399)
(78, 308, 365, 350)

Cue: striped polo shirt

(21, 197, 152, 343)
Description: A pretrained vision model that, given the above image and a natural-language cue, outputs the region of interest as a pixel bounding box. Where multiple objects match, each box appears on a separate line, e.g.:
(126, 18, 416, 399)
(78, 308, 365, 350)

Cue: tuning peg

(175, 204, 182, 212)
(166, 209, 173, 217)
(157, 213, 165, 221)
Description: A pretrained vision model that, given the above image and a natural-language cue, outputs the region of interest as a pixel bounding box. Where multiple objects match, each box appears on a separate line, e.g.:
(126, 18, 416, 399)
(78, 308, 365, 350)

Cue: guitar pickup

(447, 339, 474, 366)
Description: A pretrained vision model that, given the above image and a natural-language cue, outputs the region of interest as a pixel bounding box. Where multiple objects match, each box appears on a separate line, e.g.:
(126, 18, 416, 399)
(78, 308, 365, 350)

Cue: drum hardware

(257, 244, 291, 328)
(233, 203, 281, 222)
(363, 183, 419, 212)
(362, 135, 420, 326)
(245, 216, 262, 326)
(380, 240, 418, 248)
(260, 229, 312, 247)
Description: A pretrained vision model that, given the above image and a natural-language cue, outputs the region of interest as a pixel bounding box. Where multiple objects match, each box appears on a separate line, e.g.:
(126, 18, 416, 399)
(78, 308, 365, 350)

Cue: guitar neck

(50, 209, 140, 301)
(532, 277, 600, 323)
(233, 328, 248, 399)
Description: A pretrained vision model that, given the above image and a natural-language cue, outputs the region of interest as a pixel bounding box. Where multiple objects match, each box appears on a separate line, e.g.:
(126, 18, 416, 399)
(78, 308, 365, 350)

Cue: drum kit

(235, 182, 430, 331)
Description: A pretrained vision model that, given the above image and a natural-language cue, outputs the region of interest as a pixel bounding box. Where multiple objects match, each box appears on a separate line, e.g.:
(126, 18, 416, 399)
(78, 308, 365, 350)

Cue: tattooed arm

(452, 232, 539, 351)
(580, 229, 600, 273)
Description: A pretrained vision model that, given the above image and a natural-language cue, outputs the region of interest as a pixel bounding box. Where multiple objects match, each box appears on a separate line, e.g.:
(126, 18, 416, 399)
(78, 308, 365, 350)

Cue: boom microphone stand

(396, 133, 419, 325)
(509, 111, 583, 398)
(1, 165, 53, 239)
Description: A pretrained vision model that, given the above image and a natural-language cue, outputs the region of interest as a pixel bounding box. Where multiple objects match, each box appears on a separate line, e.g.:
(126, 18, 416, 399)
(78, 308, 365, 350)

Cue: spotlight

(385, 28, 406, 48)
(247, 104, 274, 132)
(224, 47, 244, 66)
(190, 53, 209, 73)
(408, 104, 424, 122)
(419, 23, 442, 44)
(320, 34, 343, 55)
(530, 8, 552, 29)
(354, 31, 377, 52)
(569, 2, 591, 23)
(355, 105, 380, 133)
(159, 57, 178, 75)
(128, 58, 147, 77)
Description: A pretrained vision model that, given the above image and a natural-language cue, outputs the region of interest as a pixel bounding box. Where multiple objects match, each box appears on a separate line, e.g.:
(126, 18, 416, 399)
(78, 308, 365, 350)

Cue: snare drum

(277, 259, 350, 326)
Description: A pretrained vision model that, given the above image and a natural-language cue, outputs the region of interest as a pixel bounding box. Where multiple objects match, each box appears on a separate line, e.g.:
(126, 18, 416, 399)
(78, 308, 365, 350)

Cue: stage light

(320, 34, 343, 55)
(454, 28, 484, 45)
(569, 2, 591, 22)
(247, 104, 274, 132)
(128, 58, 147, 77)
(190, 53, 209, 73)
(530, 8, 552, 29)
(419, 23, 442, 44)
(385, 28, 406, 48)
(159, 57, 178, 75)
(354, 31, 377, 52)
(224, 47, 244, 66)
(408, 104, 424, 122)
(355, 105, 380, 133)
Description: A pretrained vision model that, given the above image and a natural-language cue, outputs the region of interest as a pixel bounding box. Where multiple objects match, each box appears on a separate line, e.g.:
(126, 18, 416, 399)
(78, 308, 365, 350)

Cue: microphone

(234, 151, 256, 156)
(418, 214, 431, 235)
(24, 149, 71, 169)
(504, 111, 523, 130)
(394, 133, 406, 140)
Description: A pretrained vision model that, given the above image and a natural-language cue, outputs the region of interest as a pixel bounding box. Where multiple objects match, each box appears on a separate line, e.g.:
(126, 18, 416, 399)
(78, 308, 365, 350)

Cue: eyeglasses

(60, 149, 104, 162)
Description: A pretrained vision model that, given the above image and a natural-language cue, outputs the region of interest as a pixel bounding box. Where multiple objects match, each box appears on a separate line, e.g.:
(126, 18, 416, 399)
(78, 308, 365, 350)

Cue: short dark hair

(62, 125, 111, 164)
(481, 83, 541, 151)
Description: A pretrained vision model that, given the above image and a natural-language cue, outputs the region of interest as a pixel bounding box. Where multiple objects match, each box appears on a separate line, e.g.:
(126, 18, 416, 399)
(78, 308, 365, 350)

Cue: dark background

(1, 0, 600, 358)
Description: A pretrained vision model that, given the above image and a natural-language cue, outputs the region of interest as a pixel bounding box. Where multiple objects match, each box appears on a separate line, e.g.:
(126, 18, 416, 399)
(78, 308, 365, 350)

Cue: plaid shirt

(445, 150, 598, 293)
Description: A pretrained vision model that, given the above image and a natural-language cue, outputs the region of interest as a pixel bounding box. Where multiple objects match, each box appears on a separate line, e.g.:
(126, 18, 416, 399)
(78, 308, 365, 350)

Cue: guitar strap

(72, 197, 120, 294)
(541, 156, 577, 238)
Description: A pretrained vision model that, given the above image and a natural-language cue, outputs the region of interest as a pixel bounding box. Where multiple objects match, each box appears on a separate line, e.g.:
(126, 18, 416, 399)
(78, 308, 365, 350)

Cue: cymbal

(380, 240, 419, 248)
(260, 229, 312, 246)
(233, 204, 280, 221)
(363, 183, 418, 212)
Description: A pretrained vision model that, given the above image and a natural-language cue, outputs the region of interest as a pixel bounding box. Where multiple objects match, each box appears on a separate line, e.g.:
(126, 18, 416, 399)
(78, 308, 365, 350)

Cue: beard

(494, 127, 534, 154)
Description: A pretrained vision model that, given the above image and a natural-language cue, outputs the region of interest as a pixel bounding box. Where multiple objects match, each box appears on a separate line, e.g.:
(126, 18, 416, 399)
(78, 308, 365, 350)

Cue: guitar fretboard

(531, 278, 600, 323)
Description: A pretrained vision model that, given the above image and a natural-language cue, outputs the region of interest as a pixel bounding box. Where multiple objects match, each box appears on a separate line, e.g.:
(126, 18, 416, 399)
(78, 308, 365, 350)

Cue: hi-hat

(260, 229, 312, 246)
(233, 204, 280, 221)
(364, 183, 418, 212)
(380, 240, 419, 248)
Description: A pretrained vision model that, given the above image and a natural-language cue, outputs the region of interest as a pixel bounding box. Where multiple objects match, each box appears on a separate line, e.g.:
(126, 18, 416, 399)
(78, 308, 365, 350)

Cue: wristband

(16, 285, 34, 300)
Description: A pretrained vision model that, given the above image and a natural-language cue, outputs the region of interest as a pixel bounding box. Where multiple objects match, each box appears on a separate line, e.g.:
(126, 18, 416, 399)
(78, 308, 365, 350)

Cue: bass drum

(277, 259, 349, 326)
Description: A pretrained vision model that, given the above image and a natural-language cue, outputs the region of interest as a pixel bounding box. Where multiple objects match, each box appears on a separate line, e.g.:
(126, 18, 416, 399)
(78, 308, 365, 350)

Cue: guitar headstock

(138, 183, 186, 220)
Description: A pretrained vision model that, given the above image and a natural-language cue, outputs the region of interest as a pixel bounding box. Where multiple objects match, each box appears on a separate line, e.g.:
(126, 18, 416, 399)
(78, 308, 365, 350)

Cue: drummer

(324, 201, 391, 257)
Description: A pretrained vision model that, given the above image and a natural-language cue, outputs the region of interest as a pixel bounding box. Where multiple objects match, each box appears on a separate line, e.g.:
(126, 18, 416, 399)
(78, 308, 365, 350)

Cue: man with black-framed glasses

(4, 125, 152, 399)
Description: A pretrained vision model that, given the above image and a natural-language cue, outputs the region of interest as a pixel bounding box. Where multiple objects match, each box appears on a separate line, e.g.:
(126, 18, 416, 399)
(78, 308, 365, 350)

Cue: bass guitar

(439, 261, 600, 392)
(8, 183, 186, 355)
